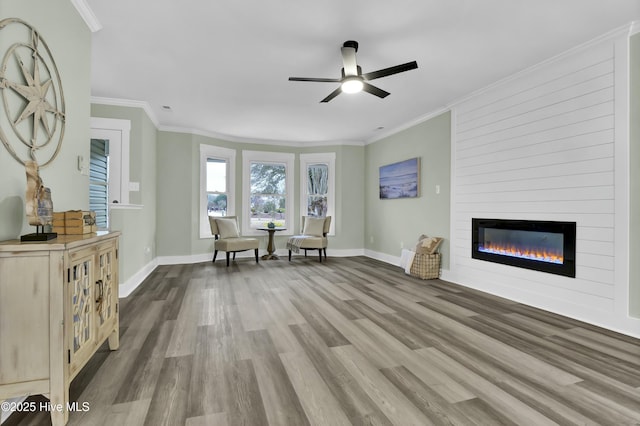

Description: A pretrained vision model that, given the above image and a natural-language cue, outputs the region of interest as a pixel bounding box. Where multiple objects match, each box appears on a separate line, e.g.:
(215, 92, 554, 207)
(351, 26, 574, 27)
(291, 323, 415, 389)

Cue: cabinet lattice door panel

(0, 232, 120, 426)
(96, 244, 117, 343)
(71, 256, 94, 352)
(67, 249, 96, 376)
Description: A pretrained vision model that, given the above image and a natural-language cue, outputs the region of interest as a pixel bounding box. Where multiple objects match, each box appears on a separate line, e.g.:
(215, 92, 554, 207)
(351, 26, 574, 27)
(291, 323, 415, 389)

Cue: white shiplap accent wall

(447, 29, 638, 336)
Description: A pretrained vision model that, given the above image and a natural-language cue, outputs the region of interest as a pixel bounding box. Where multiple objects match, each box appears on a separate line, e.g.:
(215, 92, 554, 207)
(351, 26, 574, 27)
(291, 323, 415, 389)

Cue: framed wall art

(379, 157, 420, 199)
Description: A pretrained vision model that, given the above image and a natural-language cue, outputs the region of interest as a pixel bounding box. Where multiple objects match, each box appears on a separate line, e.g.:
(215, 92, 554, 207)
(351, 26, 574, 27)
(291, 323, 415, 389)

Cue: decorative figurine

(21, 160, 56, 241)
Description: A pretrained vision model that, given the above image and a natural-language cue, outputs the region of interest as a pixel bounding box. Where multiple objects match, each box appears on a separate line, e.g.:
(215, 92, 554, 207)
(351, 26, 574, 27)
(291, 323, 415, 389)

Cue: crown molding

(91, 96, 364, 147)
(159, 125, 364, 147)
(365, 106, 450, 145)
(631, 20, 640, 36)
(70, 0, 102, 32)
(90, 96, 159, 127)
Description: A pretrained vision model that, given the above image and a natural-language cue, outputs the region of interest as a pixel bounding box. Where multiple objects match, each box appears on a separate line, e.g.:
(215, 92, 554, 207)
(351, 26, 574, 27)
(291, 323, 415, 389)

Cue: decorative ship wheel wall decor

(0, 18, 66, 240)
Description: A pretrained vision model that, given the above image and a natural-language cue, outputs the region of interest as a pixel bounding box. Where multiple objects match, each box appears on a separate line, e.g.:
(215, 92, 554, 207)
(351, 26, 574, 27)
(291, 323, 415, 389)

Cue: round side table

(257, 227, 286, 260)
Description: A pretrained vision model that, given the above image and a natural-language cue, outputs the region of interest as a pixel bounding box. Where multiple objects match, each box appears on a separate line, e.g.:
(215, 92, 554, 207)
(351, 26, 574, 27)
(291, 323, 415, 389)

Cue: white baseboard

(273, 248, 366, 258)
(119, 258, 158, 297)
(326, 248, 365, 257)
(157, 248, 367, 265)
(364, 249, 401, 266)
(439, 269, 455, 282)
(157, 253, 212, 265)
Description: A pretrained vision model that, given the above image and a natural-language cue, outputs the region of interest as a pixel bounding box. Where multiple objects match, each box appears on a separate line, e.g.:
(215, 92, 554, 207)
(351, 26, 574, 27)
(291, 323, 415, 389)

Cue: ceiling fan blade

(341, 46, 358, 76)
(361, 61, 418, 81)
(289, 77, 342, 82)
(362, 83, 390, 98)
(320, 87, 342, 103)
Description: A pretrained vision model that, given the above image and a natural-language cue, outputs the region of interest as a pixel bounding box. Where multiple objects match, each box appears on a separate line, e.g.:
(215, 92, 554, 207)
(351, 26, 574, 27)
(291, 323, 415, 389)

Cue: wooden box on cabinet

(0, 232, 120, 426)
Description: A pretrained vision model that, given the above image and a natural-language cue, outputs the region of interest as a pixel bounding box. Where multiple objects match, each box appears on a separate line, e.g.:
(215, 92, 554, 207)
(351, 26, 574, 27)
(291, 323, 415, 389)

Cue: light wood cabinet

(0, 232, 120, 426)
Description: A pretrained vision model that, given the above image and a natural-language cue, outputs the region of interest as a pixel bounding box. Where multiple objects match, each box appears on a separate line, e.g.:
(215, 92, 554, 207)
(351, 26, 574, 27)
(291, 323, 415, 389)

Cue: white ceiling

(85, 0, 640, 145)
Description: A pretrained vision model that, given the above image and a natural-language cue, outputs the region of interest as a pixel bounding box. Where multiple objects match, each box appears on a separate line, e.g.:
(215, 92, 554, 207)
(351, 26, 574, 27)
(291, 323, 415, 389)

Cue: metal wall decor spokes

(0, 18, 65, 167)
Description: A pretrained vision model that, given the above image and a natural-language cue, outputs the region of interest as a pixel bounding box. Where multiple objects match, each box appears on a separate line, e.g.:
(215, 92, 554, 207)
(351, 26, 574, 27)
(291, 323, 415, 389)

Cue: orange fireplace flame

(481, 242, 563, 264)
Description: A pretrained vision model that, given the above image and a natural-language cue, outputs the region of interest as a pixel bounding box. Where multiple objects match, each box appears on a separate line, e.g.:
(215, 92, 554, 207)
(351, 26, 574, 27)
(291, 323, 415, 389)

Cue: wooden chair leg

(255, 248, 259, 263)
(288, 250, 292, 261)
(304, 250, 307, 257)
(318, 249, 322, 262)
(213, 250, 218, 262)
(233, 252, 236, 260)
(323, 248, 327, 260)
(226, 252, 231, 267)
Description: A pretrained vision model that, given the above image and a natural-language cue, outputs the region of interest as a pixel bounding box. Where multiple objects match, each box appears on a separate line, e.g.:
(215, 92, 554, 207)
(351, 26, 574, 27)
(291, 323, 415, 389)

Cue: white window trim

(90, 117, 131, 206)
(242, 150, 295, 236)
(300, 152, 336, 235)
(200, 144, 236, 239)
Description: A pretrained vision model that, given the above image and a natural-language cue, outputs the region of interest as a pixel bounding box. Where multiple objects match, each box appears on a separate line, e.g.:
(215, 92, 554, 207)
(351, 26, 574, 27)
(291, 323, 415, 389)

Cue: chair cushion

(216, 237, 259, 251)
(297, 236, 327, 249)
(216, 218, 239, 238)
(303, 217, 325, 236)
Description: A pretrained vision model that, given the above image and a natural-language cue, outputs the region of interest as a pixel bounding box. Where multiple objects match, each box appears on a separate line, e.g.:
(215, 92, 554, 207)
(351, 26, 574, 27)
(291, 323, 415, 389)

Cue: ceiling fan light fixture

(288, 40, 417, 102)
(341, 78, 363, 94)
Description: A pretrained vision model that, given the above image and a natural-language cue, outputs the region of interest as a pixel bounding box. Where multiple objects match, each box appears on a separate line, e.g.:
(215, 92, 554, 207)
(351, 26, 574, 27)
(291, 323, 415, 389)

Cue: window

(89, 117, 131, 230)
(305, 164, 328, 216)
(200, 145, 235, 238)
(89, 138, 109, 229)
(300, 153, 335, 235)
(242, 151, 294, 235)
(207, 159, 228, 216)
(250, 162, 286, 226)
(90, 117, 130, 205)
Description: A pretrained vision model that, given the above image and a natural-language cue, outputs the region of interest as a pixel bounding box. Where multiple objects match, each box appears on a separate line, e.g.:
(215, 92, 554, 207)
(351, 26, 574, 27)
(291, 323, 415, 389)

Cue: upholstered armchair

(209, 216, 259, 267)
(287, 216, 331, 262)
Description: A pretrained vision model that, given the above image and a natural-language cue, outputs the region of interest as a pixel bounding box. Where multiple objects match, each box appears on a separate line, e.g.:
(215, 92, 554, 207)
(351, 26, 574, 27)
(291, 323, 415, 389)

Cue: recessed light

(161, 105, 172, 111)
(376, 126, 385, 130)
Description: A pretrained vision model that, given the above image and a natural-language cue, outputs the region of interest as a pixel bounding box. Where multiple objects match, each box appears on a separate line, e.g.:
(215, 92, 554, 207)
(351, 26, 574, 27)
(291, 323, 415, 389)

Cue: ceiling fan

(289, 40, 418, 103)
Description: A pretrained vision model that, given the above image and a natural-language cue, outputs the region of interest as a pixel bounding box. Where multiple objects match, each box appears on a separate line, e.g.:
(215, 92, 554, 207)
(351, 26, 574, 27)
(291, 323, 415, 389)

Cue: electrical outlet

(435, 184, 441, 194)
(400, 241, 404, 249)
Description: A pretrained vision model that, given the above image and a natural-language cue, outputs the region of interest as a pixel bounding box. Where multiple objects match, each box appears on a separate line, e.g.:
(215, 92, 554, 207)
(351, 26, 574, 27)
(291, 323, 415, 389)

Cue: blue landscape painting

(379, 157, 420, 199)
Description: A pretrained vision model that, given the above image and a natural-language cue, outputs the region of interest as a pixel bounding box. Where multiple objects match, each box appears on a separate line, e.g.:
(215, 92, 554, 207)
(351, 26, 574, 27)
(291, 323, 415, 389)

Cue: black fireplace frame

(472, 218, 576, 278)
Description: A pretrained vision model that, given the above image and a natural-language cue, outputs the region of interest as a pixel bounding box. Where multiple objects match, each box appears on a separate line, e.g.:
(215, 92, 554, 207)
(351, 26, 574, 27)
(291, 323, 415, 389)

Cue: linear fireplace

(472, 219, 576, 277)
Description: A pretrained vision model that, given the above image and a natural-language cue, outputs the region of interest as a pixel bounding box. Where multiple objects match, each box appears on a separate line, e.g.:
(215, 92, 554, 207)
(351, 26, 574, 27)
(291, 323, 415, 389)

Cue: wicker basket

(410, 252, 441, 280)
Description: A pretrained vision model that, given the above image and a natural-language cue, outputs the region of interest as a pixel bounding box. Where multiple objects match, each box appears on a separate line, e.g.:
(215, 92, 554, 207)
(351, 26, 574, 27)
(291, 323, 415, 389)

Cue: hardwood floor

(5, 256, 640, 425)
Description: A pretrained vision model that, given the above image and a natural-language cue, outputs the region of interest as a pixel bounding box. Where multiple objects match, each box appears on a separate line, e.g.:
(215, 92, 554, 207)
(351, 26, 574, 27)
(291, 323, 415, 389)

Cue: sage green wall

(364, 112, 451, 269)
(0, 0, 91, 240)
(156, 131, 192, 256)
(630, 33, 640, 318)
(90, 104, 158, 282)
(321, 145, 365, 250)
(156, 132, 365, 257)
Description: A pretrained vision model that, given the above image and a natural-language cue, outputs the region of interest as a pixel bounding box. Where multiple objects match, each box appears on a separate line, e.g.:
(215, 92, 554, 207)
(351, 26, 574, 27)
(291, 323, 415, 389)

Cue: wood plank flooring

(5, 256, 640, 426)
